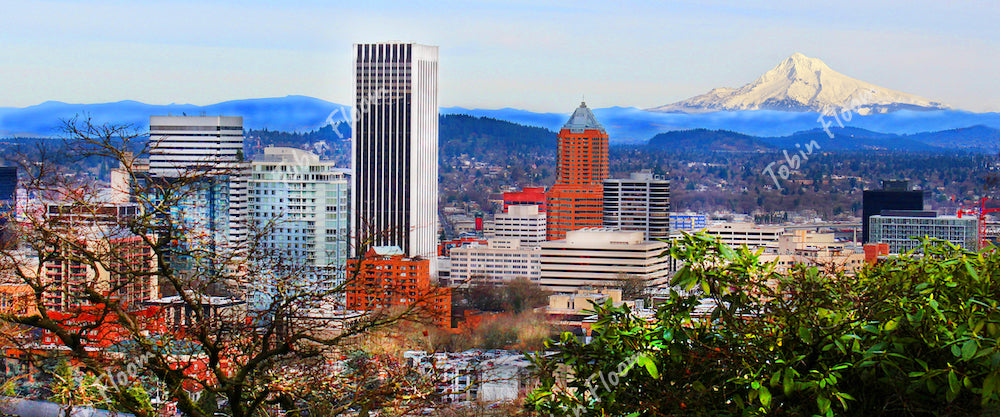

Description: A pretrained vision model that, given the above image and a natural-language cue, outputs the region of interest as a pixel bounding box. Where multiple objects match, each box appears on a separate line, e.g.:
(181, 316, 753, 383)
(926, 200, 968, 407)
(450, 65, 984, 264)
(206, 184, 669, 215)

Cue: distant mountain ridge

(648, 53, 948, 114)
(442, 106, 1000, 142)
(439, 114, 556, 157)
(0, 95, 342, 136)
(648, 125, 1000, 153)
(2, 95, 1000, 144)
(646, 129, 778, 152)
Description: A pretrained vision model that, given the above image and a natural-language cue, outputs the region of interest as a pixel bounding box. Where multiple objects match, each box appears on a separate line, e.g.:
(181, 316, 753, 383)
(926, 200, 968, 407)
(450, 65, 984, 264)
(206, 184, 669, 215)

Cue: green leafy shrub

(527, 232, 1000, 416)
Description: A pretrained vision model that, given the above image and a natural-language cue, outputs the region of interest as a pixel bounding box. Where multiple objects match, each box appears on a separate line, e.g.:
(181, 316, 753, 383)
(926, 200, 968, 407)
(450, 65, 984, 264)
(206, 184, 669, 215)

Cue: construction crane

(956, 197, 1000, 248)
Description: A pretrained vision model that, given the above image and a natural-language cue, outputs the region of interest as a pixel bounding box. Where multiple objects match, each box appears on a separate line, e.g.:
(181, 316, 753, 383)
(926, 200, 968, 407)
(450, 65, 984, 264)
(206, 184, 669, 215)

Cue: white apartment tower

(249, 147, 350, 287)
(351, 42, 439, 264)
(603, 170, 670, 240)
(148, 116, 248, 248)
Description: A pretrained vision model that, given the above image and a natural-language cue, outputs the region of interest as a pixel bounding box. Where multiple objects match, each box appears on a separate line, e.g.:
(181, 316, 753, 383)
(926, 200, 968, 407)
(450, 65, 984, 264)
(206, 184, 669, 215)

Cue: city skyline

(1, 1, 998, 112)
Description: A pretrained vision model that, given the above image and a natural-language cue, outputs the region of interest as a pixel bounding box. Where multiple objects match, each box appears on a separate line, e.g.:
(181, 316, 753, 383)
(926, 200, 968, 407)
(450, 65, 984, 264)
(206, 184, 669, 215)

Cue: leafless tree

(0, 117, 446, 417)
(613, 272, 649, 302)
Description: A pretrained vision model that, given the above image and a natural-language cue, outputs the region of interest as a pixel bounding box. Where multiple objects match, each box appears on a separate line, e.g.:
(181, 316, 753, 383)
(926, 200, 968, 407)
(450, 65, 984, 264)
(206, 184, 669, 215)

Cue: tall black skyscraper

(862, 179, 924, 243)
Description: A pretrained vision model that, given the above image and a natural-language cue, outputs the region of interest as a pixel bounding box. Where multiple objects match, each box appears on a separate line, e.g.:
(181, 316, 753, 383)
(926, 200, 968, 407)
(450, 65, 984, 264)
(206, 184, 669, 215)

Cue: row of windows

(150, 125, 242, 131)
(453, 264, 538, 270)
(452, 253, 539, 260)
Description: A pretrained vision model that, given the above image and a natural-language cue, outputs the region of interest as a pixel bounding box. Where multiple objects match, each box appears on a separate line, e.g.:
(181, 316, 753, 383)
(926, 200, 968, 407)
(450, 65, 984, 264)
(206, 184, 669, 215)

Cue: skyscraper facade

(603, 170, 671, 240)
(148, 116, 248, 249)
(351, 42, 439, 263)
(546, 102, 609, 240)
(149, 116, 245, 177)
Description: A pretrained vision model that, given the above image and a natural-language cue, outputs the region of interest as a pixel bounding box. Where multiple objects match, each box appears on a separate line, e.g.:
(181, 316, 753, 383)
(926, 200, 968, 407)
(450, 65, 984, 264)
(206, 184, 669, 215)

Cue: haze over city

(2, 0, 999, 112)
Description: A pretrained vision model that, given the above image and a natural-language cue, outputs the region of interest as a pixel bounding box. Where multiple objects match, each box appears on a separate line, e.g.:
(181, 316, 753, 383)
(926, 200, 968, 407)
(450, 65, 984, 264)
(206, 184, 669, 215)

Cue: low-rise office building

(869, 210, 978, 253)
(448, 238, 541, 285)
(703, 223, 786, 248)
(539, 228, 670, 293)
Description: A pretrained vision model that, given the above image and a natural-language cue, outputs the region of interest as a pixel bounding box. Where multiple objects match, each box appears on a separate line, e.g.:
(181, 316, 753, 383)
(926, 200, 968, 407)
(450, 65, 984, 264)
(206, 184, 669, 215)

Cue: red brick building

(546, 102, 609, 240)
(346, 246, 452, 329)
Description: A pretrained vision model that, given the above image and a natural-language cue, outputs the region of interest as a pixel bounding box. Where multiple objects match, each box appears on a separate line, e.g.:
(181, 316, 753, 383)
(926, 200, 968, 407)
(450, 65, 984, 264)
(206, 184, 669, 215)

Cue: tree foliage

(527, 232, 1000, 416)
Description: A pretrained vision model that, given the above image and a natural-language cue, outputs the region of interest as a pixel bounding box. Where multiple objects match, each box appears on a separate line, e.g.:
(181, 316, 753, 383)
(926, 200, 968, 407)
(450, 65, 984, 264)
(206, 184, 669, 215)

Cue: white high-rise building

(249, 147, 350, 288)
(351, 42, 439, 266)
(148, 116, 248, 248)
(489, 205, 547, 247)
(149, 116, 245, 176)
(603, 170, 670, 241)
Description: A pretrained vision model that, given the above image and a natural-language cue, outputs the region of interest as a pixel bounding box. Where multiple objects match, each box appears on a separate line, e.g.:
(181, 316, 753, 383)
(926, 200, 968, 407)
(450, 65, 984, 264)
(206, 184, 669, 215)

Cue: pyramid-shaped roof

(562, 101, 605, 133)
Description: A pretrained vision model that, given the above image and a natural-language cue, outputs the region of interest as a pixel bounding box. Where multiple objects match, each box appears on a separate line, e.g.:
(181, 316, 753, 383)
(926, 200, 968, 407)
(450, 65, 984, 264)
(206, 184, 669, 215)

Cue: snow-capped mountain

(648, 53, 948, 115)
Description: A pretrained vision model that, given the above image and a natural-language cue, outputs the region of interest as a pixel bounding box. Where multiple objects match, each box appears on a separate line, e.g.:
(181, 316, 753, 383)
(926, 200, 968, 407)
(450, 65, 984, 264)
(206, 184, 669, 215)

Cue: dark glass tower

(0, 167, 16, 247)
(862, 180, 924, 243)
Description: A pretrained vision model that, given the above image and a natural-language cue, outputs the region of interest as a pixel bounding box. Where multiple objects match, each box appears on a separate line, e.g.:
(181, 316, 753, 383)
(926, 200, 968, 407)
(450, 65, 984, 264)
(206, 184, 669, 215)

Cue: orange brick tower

(546, 102, 610, 240)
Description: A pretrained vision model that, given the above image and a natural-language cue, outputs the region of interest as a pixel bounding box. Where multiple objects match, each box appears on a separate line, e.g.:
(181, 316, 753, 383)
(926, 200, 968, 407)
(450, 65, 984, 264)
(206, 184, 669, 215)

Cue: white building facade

(249, 147, 350, 286)
(703, 223, 786, 249)
(869, 213, 978, 253)
(149, 116, 245, 176)
(448, 238, 541, 285)
(148, 116, 248, 248)
(488, 204, 547, 247)
(539, 228, 671, 293)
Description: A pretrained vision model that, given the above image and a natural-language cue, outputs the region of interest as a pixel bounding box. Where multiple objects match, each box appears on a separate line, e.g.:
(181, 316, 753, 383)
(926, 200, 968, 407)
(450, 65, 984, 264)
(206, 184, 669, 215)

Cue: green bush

(527, 232, 1000, 416)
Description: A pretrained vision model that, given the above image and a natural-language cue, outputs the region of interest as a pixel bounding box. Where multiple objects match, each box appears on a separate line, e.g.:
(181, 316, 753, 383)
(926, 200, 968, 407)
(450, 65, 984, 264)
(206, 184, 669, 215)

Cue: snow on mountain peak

(649, 53, 948, 114)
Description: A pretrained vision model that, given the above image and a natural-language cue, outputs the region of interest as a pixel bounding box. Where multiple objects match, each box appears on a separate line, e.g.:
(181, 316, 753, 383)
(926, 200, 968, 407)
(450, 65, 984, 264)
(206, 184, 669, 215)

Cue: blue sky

(1, 0, 998, 112)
